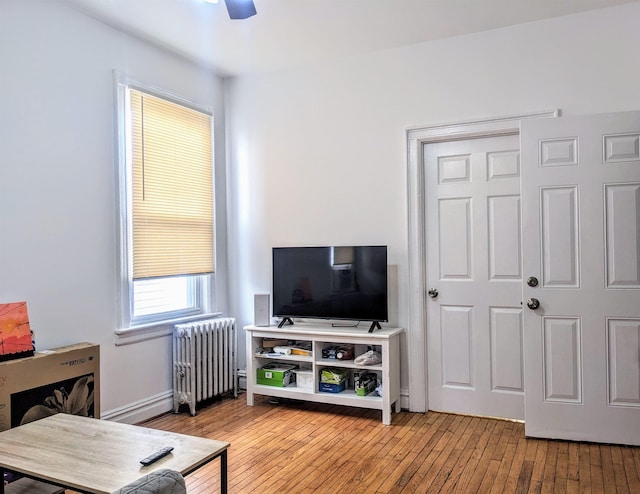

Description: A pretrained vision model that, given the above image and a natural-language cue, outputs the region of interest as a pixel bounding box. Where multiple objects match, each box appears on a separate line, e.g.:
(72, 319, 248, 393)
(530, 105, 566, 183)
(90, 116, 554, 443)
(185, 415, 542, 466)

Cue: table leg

(220, 450, 228, 494)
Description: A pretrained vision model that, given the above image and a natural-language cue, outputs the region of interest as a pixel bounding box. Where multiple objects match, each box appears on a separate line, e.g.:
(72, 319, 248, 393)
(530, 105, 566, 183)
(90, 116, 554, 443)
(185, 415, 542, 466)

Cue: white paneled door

(425, 135, 525, 420)
(521, 112, 640, 445)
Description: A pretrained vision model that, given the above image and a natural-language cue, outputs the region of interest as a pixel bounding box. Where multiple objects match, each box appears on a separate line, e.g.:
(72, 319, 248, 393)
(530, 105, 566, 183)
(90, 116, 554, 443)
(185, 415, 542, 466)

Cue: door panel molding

(490, 307, 524, 393)
(441, 305, 474, 388)
(543, 316, 582, 403)
(604, 183, 640, 288)
(487, 150, 520, 180)
(603, 133, 640, 163)
(438, 155, 471, 183)
(540, 186, 580, 288)
(607, 317, 640, 407)
(488, 195, 522, 280)
(540, 138, 578, 167)
(438, 197, 473, 279)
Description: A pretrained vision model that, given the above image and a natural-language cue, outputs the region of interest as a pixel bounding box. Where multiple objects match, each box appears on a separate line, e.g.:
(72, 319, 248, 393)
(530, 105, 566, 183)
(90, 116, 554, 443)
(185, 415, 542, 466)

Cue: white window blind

(129, 89, 214, 280)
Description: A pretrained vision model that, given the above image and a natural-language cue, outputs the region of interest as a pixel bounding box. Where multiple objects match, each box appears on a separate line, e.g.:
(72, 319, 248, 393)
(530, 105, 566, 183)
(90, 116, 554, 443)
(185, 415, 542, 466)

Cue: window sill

(114, 312, 222, 346)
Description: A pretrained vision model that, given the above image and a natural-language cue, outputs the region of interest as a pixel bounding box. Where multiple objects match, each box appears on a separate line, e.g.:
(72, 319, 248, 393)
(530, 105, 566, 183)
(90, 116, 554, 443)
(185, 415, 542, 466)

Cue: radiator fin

(173, 317, 237, 416)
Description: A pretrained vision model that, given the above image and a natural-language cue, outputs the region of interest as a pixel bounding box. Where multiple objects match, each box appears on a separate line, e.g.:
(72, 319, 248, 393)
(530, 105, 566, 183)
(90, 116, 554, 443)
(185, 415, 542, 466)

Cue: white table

(0, 413, 229, 494)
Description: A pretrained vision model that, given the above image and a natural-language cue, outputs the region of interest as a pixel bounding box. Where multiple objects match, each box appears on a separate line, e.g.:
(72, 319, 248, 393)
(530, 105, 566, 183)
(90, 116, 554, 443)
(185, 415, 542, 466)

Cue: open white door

(521, 111, 640, 445)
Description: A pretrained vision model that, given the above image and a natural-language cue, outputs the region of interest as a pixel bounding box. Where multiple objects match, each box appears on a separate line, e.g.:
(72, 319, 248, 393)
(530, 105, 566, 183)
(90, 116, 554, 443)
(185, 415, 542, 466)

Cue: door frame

(405, 109, 559, 413)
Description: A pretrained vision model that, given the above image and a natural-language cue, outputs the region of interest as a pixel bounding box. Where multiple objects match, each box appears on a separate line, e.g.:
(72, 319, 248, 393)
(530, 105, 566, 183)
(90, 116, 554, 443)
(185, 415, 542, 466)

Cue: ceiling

(59, 0, 638, 77)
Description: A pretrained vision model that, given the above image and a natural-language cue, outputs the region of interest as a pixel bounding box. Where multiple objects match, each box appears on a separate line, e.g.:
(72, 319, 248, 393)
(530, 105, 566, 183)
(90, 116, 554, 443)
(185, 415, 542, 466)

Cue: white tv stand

(244, 323, 403, 425)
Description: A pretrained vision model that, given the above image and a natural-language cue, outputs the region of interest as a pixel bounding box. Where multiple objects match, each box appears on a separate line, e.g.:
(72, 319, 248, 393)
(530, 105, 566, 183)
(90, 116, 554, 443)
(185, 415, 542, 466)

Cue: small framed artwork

(0, 302, 35, 362)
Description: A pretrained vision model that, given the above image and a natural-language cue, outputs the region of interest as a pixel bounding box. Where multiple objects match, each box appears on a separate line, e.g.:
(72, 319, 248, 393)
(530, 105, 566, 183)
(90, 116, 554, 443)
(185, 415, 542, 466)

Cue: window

(115, 73, 216, 329)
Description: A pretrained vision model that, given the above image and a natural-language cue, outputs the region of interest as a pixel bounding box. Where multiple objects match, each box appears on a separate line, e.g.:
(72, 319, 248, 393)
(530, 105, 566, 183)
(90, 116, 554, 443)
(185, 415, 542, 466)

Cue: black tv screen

(272, 246, 388, 324)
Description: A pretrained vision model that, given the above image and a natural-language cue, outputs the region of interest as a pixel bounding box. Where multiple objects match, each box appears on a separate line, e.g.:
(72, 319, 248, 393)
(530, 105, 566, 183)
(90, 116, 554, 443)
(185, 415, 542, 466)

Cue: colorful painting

(0, 302, 35, 361)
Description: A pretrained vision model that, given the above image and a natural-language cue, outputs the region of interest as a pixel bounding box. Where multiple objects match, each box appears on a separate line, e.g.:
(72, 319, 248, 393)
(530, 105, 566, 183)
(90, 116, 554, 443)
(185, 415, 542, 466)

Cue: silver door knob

(428, 288, 439, 299)
(527, 298, 540, 310)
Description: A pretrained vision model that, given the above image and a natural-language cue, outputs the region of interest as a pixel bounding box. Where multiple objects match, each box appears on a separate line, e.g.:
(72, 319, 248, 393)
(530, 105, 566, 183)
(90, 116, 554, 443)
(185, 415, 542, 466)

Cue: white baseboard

(101, 390, 173, 424)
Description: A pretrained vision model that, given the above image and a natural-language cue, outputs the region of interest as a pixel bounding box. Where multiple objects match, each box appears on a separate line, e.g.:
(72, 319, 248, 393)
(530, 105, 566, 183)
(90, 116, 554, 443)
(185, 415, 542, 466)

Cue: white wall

(0, 0, 226, 421)
(225, 2, 640, 391)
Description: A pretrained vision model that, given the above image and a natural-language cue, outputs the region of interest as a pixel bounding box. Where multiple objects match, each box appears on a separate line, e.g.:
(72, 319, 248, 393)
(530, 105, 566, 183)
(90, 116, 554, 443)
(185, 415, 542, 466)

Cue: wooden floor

(141, 393, 640, 493)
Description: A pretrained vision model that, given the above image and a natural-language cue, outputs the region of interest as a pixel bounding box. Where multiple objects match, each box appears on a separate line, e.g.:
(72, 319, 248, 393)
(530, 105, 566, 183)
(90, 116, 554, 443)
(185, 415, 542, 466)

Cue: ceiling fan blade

(224, 0, 257, 19)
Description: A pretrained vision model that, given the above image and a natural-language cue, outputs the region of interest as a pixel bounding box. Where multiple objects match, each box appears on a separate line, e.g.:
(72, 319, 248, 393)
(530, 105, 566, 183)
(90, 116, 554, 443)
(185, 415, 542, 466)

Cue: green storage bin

(257, 363, 297, 387)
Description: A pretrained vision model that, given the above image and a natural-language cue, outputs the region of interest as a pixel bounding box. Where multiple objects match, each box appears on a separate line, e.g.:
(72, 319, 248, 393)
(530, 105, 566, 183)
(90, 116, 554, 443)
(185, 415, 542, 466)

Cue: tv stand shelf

(244, 324, 403, 425)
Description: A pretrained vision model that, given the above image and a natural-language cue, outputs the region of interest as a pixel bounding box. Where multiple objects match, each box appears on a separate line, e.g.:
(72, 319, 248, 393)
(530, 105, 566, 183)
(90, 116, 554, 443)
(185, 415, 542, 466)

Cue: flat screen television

(272, 246, 388, 332)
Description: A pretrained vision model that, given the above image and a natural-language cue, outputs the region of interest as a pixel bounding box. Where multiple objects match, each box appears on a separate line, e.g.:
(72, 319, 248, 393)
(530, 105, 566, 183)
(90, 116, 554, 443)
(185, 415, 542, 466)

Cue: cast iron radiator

(173, 317, 237, 416)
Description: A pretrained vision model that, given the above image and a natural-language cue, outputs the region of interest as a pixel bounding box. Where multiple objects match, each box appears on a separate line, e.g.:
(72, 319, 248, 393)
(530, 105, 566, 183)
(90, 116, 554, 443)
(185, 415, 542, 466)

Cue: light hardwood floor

(141, 394, 640, 493)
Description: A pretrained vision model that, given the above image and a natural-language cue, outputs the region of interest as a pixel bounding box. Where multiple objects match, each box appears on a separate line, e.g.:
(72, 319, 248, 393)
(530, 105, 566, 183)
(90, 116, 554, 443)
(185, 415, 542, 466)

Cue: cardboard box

(261, 339, 289, 350)
(257, 363, 297, 387)
(0, 342, 100, 432)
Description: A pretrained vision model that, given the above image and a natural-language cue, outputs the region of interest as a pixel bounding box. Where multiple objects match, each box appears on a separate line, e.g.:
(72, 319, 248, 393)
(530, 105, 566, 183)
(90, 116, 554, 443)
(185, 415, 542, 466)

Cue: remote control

(140, 446, 174, 466)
